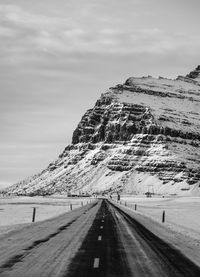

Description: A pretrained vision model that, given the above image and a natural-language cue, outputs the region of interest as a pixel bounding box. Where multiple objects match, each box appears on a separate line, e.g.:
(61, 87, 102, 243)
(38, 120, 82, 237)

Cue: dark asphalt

(65, 199, 200, 277)
(65, 199, 131, 277)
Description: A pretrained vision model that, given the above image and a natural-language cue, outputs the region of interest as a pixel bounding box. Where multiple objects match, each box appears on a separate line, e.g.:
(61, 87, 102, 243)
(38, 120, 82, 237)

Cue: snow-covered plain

(0, 196, 92, 234)
(118, 195, 200, 240)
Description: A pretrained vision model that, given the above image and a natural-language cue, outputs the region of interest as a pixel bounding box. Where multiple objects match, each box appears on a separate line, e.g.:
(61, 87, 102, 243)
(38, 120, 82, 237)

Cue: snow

(0, 196, 92, 233)
(116, 78, 200, 135)
(119, 196, 200, 240)
(111, 199, 200, 268)
(125, 76, 200, 94)
(3, 72, 200, 196)
(0, 201, 100, 276)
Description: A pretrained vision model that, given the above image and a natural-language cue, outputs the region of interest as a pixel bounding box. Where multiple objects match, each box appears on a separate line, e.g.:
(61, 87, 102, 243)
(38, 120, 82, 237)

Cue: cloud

(0, 2, 200, 70)
(0, 4, 66, 28)
(0, 26, 16, 37)
(1, 0, 200, 186)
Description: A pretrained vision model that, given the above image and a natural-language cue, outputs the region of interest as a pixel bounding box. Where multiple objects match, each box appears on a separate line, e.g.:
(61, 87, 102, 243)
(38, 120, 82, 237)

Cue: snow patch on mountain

(2, 66, 200, 196)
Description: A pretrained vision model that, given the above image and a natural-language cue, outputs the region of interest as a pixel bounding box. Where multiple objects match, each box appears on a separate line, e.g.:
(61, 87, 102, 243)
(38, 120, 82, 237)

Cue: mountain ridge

(2, 66, 200, 196)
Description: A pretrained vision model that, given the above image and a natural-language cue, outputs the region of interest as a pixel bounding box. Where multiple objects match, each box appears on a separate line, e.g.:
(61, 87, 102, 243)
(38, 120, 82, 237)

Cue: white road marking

(93, 258, 100, 268)
(102, 220, 104, 222)
(100, 226, 103, 229)
(98, 236, 102, 241)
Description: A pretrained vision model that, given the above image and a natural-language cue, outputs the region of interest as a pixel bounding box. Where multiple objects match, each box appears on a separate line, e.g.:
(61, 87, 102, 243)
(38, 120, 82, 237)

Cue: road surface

(0, 199, 200, 276)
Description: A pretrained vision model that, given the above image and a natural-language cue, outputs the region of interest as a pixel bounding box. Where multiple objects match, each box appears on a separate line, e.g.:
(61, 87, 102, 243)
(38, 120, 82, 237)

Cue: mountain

(3, 66, 200, 196)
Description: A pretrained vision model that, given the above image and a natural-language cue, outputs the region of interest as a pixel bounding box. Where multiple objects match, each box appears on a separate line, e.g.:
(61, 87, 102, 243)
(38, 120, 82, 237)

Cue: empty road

(0, 199, 200, 276)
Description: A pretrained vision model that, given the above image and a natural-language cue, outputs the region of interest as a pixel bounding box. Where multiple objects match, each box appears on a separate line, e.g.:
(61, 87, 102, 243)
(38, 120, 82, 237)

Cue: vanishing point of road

(0, 199, 200, 277)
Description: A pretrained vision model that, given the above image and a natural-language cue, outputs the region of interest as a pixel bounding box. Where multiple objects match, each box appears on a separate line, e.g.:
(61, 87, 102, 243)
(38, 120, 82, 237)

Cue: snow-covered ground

(0, 196, 93, 234)
(111, 198, 200, 268)
(118, 196, 200, 240)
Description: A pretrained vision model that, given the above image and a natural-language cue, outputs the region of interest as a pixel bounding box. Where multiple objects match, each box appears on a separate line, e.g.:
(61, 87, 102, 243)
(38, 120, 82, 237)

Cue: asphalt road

(0, 199, 200, 277)
(66, 199, 200, 277)
(0, 201, 100, 277)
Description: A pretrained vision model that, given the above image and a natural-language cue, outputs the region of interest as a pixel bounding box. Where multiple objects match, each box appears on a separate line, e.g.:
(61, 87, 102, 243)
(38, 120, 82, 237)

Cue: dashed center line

(102, 220, 104, 222)
(93, 258, 100, 268)
(100, 226, 103, 229)
(98, 236, 102, 241)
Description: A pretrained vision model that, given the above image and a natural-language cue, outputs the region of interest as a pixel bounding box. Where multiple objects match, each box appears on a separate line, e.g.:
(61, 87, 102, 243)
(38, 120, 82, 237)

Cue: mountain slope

(3, 66, 200, 196)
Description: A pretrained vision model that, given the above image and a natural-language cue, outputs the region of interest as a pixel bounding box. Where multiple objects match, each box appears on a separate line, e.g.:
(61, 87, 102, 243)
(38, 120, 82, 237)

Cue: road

(0, 199, 200, 276)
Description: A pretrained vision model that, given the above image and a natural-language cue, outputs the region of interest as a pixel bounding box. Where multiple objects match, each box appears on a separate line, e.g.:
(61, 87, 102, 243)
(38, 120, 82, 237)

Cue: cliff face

(3, 66, 200, 196)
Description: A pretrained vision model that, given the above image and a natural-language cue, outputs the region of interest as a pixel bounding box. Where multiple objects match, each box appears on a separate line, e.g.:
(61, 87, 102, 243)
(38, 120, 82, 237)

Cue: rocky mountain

(3, 66, 200, 196)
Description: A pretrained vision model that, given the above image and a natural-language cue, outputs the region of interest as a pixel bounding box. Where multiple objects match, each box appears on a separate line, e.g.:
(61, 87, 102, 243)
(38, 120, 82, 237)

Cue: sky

(0, 0, 200, 188)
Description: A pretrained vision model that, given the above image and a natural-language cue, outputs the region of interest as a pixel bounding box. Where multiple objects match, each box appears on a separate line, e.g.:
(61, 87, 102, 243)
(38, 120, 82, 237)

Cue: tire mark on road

(111, 201, 200, 277)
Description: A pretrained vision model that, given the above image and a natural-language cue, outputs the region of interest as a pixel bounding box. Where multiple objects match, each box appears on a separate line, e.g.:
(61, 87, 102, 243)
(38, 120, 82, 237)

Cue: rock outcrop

(3, 66, 200, 196)
(186, 65, 200, 81)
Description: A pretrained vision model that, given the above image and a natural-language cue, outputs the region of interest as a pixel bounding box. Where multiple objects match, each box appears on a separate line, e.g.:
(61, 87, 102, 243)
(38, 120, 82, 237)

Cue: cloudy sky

(0, 0, 200, 188)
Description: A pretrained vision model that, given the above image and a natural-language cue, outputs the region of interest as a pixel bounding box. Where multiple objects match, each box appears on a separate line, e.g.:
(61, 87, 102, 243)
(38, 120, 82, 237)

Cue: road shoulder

(110, 200, 200, 268)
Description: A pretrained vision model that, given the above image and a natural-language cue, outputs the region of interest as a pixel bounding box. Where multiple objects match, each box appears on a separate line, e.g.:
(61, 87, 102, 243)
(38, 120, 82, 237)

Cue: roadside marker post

(162, 210, 165, 223)
(32, 207, 36, 222)
(81, 201, 83, 207)
(135, 204, 137, 211)
(125, 202, 127, 206)
(70, 204, 73, 211)
(93, 258, 100, 268)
